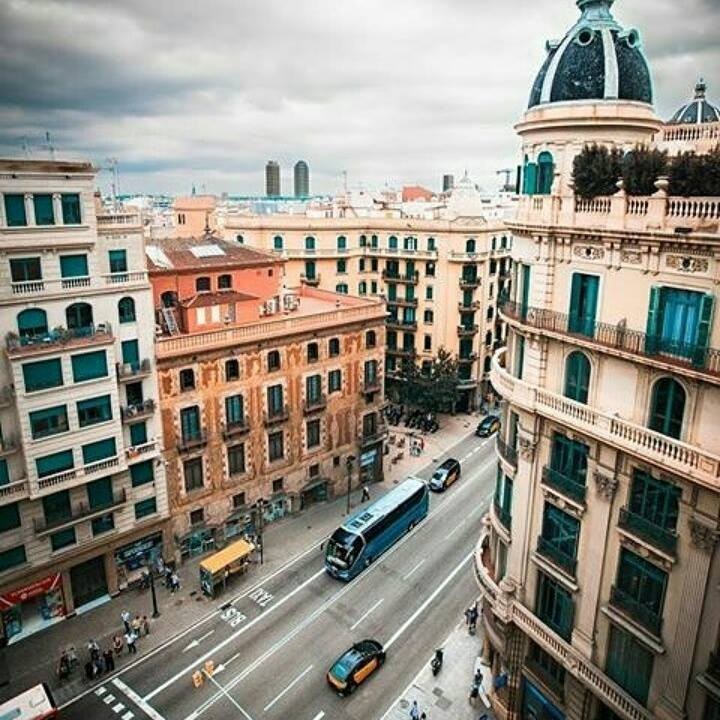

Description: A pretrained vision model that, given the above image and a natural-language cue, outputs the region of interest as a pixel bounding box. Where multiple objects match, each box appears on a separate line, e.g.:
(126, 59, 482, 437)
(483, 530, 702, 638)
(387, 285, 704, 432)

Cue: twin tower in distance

(265, 159, 309, 199)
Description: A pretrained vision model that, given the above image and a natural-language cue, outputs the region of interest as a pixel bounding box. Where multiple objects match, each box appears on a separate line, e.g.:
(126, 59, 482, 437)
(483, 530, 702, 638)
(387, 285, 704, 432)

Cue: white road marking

(183, 630, 215, 652)
(112, 678, 166, 720)
(350, 598, 384, 630)
(185, 669, 254, 720)
(95, 687, 106, 696)
(104, 694, 115, 704)
(122, 713, 134, 720)
(385, 551, 473, 650)
(248, 587, 274, 607)
(226, 652, 241, 666)
(402, 559, 426, 580)
(445, 523, 464, 540)
(263, 665, 314, 712)
(311, 712, 325, 720)
(146, 568, 326, 701)
(112, 703, 125, 713)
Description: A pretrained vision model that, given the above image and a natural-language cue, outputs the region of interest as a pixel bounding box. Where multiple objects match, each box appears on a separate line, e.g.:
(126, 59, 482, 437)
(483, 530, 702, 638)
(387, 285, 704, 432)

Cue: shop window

(33, 194, 54, 225)
(72, 350, 107, 383)
(0, 544, 26, 571)
(190, 508, 204, 526)
(4, 194, 27, 226)
(118, 297, 136, 323)
(135, 497, 157, 520)
(180, 368, 195, 391)
(307, 419, 321, 449)
(184, 458, 204, 492)
(267, 350, 281, 372)
(228, 444, 246, 475)
(29, 405, 69, 439)
(225, 358, 240, 381)
(130, 460, 154, 487)
(268, 431, 284, 461)
(272, 478, 284, 493)
(0, 503, 21, 534)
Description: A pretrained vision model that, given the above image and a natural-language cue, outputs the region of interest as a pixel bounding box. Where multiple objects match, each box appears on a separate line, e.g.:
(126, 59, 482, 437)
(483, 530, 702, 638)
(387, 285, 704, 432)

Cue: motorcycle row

(383, 404, 440, 433)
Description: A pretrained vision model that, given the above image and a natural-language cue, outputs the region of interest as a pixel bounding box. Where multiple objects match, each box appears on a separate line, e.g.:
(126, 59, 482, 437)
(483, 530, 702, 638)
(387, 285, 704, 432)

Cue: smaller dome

(668, 79, 720, 125)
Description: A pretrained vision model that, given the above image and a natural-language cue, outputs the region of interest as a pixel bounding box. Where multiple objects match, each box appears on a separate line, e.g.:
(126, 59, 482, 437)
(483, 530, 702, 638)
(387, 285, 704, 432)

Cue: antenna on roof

(45, 131, 56, 160)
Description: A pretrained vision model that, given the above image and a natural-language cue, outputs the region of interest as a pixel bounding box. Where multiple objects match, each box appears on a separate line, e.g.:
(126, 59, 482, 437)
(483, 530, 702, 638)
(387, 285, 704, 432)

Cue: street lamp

(345, 455, 356, 515)
(145, 553, 160, 619)
(253, 499, 266, 565)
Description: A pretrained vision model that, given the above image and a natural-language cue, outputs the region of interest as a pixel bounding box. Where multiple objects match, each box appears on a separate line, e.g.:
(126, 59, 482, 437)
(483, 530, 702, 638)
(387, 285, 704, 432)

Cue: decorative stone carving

(573, 245, 605, 261)
(594, 470, 618, 501)
(666, 255, 709, 273)
(689, 519, 720, 552)
(621, 250, 642, 264)
(518, 436, 536, 461)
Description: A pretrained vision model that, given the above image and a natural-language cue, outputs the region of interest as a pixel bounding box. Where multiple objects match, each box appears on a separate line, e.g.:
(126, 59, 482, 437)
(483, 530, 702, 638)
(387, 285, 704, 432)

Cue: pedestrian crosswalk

(94, 685, 135, 719)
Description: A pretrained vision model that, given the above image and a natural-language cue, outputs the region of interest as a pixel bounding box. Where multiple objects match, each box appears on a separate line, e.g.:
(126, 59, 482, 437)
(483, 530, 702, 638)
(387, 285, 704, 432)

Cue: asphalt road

(61, 430, 497, 720)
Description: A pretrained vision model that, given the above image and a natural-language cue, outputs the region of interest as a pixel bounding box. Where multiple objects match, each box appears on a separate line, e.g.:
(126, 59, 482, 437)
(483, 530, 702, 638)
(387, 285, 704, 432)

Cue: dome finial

(695, 78, 707, 99)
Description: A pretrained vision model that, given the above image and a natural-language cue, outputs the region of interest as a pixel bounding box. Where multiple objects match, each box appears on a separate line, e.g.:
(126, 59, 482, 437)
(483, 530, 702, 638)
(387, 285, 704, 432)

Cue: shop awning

(301, 477, 329, 493)
(200, 538, 255, 576)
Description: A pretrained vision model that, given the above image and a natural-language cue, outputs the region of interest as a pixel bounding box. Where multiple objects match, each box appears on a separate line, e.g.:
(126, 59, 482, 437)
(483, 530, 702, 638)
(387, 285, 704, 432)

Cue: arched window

(466, 238, 476, 253)
(388, 235, 398, 250)
(485, 331, 493, 347)
(118, 297, 136, 323)
(305, 236, 315, 250)
(537, 151, 555, 195)
(427, 237, 436, 252)
(337, 235, 347, 250)
(564, 351, 591, 404)
(484, 356, 492, 373)
(366, 330, 376, 348)
(359, 234, 367, 247)
(371, 235, 378, 248)
(335, 284, 348, 294)
(66, 302, 93, 331)
(267, 350, 281, 372)
(273, 235, 283, 250)
(218, 274, 232, 290)
(491, 237, 497, 250)
(649, 378, 685, 439)
(225, 359, 240, 381)
(424, 310, 434, 324)
(17, 308, 48, 339)
(328, 338, 340, 357)
(523, 155, 537, 196)
(196, 276, 211, 292)
(359, 281, 367, 295)
(307, 342, 319, 363)
(236, 235, 244, 244)
(161, 291, 177, 308)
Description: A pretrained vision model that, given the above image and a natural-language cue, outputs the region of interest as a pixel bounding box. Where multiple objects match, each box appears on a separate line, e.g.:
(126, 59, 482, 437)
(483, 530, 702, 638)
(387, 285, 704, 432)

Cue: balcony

(386, 319, 417, 332)
(498, 298, 720, 381)
(491, 349, 720, 490)
(360, 427, 388, 447)
(264, 405, 290, 427)
(609, 585, 663, 636)
(120, 399, 156, 423)
(618, 507, 678, 555)
(0, 479, 29, 505)
(457, 324, 479, 337)
(102, 271, 147, 286)
(177, 431, 208, 453)
(97, 212, 141, 229)
(6, 323, 113, 358)
(303, 395, 327, 415)
(0, 436, 20, 458)
(117, 358, 153, 382)
(459, 276, 480, 290)
(223, 419, 250, 439)
(541, 466, 587, 504)
(386, 347, 414, 360)
(36, 454, 121, 493)
(458, 301, 480, 312)
(300, 273, 321, 287)
(458, 353, 478, 364)
(387, 297, 418, 309)
(537, 536, 577, 576)
(382, 270, 419, 284)
(361, 378, 382, 395)
(496, 436, 518, 467)
(34, 488, 127, 536)
(125, 440, 158, 461)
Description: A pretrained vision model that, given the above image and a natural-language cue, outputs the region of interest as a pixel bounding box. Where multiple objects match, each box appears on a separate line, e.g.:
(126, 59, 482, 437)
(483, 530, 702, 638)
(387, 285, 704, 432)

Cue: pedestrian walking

(131, 614, 141, 636)
(142, 614, 150, 636)
(125, 630, 137, 655)
(464, 606, 471, 626)
(57, 651, 71, 681)
(170, 572, 180, 593)
(67, 644, 78, 668)
(468, 602, 479, 634)
(121, 609, 131, 634)
(410, 700, 420, 720)
(361, 484, 371, 502)
(113, 634, 124, 656)
(87, 638, 100, 662)
(103, 648, 115, 673)
(93, 657, 104, 677)
(164, 567, 173, 589)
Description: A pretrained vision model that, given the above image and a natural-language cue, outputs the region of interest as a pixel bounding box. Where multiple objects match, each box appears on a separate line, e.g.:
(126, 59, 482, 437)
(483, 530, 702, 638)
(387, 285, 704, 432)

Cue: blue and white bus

(325, 478, 429, 581)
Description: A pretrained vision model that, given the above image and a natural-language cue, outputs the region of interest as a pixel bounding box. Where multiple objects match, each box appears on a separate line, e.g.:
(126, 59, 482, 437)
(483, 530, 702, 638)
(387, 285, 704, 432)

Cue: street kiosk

(199, 538, 255, 598)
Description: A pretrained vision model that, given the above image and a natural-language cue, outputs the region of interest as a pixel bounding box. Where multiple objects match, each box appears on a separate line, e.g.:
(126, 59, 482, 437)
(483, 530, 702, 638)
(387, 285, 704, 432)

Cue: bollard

(204, 660, 215, 677)
(192, 671, 203, 688)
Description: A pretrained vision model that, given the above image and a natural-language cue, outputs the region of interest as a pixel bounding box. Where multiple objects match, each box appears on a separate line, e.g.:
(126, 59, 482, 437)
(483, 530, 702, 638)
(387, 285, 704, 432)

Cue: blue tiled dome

(668, 80, 720, 125)
(528, 0, 653, 109)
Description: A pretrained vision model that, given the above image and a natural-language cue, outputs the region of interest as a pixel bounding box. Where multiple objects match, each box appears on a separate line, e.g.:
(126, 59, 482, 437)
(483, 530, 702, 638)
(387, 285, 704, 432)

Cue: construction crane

(496, 168, 516, 193)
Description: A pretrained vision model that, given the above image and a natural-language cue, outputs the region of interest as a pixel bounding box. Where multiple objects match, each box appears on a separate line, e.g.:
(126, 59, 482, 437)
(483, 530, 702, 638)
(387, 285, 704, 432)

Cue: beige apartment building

(221, 213, 513, 410)
(0, 160, 169, 644)
(475, 2, 720, 720)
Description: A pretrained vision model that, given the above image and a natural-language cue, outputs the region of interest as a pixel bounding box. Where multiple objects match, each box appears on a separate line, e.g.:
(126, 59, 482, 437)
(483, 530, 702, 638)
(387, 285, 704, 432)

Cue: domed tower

(517, 0, 661, 198)
(668, 79, 720, 125)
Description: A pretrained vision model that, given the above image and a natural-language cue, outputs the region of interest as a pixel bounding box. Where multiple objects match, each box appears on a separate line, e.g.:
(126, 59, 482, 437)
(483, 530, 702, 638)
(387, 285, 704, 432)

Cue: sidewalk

(0, 411, 482, 705)
(381, 620, 497, 720)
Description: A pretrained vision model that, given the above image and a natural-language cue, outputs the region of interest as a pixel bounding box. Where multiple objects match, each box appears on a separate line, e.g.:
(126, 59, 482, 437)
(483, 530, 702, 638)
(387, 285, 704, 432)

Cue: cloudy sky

(0, 0, 717, 196)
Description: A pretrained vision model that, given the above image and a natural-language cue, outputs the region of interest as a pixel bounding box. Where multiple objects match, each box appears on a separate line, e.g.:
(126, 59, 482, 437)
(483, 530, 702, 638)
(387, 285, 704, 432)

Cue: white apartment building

(0, 160, 168, 644)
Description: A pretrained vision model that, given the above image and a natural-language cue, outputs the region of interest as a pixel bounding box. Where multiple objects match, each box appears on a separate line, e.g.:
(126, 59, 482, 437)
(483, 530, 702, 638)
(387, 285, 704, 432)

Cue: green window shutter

(61, 193, 81, 224)
(564, 352, 590, 404)
(649, 378, 685, 439)
(606, 626, 653, 704)
(693, 293, 714, 367)
(121, 340, 140, 370)
(23, 358, 63, 392)
(515, 336, 525, 380)
(71, 350, 108, 382)
(109, 249, 127, 273)
(181, 406, 201, 439)
(225, 395, 243, 424)
(36, 450, 74, 478)
(273, 236, 283, 250)
(50, 528, 76, 551)
(568, 274, 583, 332)
(389, 236, 398, 249)
(130, 422, 148, 446)
(82, 437, 117, 465)
(42, 490, 71, 523)
(33, 194, 55, 225)
(0, 503, 21, 533)
(60, 254, 88, 278)
(645, 286, 661, 355)
(4, 194, 27, 226)
(583, 276, 599, 337)
(17, 308, 48, 338)
(77, 395, 112, 427)
(87, 477, 113, 509)
(135, 497, 157, 519)
(0, 545, 26, 572)
(0, 460, 9, 486)
(130, 460, 154, 487)
(29, 405, 69, 439)
(524, 163, 538, 196)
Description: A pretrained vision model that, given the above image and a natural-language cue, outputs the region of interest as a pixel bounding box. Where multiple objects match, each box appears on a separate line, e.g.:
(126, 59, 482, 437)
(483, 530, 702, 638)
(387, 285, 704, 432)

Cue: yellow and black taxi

(326, 639, 386, 695)
(429, 457, 461, 492)
(476, 415, 501, 438)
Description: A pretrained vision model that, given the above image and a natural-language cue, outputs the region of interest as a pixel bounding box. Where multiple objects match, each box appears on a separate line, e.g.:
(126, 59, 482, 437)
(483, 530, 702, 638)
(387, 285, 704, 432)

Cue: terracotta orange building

(146, 235, 387, 559)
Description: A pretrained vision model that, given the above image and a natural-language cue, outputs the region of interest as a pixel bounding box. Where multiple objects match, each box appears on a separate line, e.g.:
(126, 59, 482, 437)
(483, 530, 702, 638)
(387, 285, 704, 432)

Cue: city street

(60, 430, 496, 720)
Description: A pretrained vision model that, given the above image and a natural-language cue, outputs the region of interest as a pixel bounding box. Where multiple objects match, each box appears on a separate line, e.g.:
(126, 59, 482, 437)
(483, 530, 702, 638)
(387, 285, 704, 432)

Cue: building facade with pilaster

(474, 2, 720, 720)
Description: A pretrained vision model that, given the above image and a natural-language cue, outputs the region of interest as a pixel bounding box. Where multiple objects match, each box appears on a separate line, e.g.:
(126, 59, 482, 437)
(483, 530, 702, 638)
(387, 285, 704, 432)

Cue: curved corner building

(475, 1, 720, 719)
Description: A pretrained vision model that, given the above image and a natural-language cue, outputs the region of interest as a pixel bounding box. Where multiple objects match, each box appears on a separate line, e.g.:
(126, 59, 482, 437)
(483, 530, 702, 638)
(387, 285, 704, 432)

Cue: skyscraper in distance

(442, 174, 455, 192)
(266, 161, 281, 197)
(294, 160, 309, 198)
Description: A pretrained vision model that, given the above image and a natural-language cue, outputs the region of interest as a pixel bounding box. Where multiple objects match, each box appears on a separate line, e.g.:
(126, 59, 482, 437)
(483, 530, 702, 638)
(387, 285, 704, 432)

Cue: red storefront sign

(0, 573, 62, 609)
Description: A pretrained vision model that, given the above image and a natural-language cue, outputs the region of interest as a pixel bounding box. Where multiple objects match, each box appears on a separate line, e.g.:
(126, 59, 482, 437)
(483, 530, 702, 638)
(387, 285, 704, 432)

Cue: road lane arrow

(183, 630, 214, 653)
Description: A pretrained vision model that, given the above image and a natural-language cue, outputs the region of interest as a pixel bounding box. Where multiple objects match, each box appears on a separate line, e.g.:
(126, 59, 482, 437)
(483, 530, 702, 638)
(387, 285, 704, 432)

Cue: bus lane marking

(350, 598, 384, 630)
(248, 587, 274, 607)
(220, 606, 248, 628)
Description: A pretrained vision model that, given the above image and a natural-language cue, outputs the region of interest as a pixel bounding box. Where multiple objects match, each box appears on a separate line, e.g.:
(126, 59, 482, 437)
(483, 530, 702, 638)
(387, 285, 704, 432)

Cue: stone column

(654, 518, 719, 720)
(24, 193, 35, 225)
(52, 193, 63, 225)
(61, 569, 75, 615)
(105, 549, 120, 597)
(572, 468, 618, 659)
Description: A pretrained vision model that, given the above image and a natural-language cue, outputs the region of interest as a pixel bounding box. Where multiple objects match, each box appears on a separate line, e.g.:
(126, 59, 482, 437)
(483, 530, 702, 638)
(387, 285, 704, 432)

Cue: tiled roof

(402, 185, 435, 202)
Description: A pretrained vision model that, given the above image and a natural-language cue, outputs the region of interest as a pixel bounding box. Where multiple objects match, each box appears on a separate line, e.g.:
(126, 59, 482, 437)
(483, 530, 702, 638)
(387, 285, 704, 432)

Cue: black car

(476, 416, 500, 437)
(429, 458, 461, 491)
(327, 639, 386, 695)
